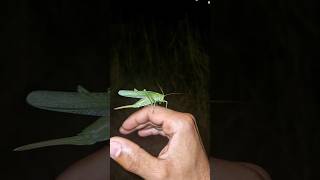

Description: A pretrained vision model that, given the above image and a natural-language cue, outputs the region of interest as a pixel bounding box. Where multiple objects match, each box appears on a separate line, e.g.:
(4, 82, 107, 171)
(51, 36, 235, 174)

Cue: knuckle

(183, 113, 195, 120)
(181, 113, 196, 127)
(154, 163, 170, 180)
(153, 168, 169, 180)
(125, 160, 137, 172)
(125, 153, 140, 173)
(170, 113, 196, 132)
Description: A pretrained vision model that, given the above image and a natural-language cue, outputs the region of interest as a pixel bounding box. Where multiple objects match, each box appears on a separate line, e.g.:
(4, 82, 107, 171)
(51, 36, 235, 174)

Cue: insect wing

(78, 116, 109, 141)
(26, 89, 109, 116)
(118, 90, 148, 99)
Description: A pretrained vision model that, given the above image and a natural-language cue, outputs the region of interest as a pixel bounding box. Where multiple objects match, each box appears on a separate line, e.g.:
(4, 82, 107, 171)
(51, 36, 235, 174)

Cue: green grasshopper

(114, 88, 179, 110)
(14, 86, 109, 151)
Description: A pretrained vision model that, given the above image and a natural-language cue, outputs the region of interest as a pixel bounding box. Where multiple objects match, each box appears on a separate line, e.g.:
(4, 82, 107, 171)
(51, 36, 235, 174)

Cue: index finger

(119, 106, 178, 135)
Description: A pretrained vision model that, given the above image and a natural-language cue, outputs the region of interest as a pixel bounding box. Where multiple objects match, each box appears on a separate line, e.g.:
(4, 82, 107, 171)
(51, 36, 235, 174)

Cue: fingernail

(110, 141, 122, 159)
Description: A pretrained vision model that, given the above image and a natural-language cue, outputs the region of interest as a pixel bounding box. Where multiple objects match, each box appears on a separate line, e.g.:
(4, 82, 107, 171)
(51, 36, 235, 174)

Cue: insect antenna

(165, 92, 183, 97)
(156, 82, 165, 95)
(209, 100, 245, 104)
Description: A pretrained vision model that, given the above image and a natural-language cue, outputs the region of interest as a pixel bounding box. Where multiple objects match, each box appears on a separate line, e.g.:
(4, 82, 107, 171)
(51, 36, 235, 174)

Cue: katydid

(14, 86, 109, 151)
(114, 88, 179, 110)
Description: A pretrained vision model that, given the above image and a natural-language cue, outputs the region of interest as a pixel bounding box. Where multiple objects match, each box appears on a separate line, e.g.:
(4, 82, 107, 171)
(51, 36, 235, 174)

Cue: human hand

(57, 106, 270, 180)
(110, 106, 210, 180)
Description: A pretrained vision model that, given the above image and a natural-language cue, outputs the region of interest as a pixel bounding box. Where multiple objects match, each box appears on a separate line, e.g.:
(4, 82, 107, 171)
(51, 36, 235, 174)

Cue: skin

(56, 146, 109, 180)
(57, 106, 271, 180)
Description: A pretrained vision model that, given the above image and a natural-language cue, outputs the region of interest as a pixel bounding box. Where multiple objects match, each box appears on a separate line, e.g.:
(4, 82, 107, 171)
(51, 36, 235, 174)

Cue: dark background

(1, 0, 319, 179)
(211, 1, 319, 179)
(1, 0, 109, 179)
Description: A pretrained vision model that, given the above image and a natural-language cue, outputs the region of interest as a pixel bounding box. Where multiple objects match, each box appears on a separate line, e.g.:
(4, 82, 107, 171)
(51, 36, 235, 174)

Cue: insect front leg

(146, 94, 157, 113)
(151, 100, 157, 113)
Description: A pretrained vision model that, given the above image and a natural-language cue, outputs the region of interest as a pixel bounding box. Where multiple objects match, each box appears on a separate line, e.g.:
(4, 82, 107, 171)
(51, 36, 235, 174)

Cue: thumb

(110, 137, 164, 179)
